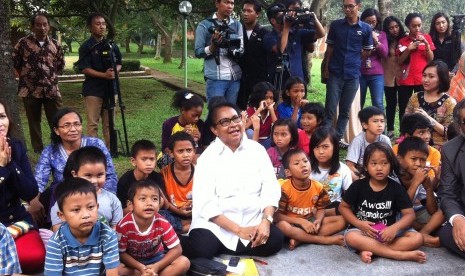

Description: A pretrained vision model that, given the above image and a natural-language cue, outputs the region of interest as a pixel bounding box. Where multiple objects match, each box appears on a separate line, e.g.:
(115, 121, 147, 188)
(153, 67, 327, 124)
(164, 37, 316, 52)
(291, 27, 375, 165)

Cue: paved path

(147, 68, 206, 98)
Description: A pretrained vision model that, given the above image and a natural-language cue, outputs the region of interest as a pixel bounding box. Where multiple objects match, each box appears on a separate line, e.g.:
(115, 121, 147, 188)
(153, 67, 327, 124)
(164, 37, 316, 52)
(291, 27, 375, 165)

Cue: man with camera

(77, 12, 122, 148)
(194, 0, 243, 104)
(236, 0, 269, 110)
(264, 2, 324, 91)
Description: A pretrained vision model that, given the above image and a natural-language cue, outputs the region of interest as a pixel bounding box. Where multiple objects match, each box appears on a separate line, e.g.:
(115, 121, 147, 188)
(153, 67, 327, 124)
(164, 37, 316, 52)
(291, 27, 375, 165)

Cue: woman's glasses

(58, 122, 82, 131)
(215, 115, 242, 127)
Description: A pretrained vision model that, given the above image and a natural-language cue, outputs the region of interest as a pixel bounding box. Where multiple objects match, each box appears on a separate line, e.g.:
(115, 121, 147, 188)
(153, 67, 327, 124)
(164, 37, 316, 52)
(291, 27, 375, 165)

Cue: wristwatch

(263, 215, 274, 224)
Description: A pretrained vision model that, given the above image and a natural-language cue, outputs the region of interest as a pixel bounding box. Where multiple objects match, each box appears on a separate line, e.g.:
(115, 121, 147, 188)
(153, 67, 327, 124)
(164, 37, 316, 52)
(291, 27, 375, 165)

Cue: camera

(284, 8, 316, 29)
(208, 19, 243, 65)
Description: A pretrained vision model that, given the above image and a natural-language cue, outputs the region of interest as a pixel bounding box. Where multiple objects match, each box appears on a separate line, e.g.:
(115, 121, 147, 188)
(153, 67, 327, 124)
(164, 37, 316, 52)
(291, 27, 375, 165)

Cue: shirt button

(9, 215, 13, 220)
(0, 177, 4, 183)
(16, 169, 20, 174)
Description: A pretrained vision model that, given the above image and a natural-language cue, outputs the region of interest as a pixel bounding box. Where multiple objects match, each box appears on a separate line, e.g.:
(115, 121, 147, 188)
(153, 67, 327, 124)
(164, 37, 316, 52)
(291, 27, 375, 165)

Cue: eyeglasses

(342, 4, 358, 10)
(58, 122, 82, 130)
(215, 115, 242, 127)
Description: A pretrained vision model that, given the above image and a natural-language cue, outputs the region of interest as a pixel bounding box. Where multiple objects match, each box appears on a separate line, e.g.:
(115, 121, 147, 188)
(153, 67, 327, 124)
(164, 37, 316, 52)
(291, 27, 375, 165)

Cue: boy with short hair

(393, 113, 441, 182)
(276, 149, 345, 250)
(346, 106, 391, 181)
(160, 132, 195, 234)
(397, 137, 444, 247)
(298, 102, 325, 155)
(116, 180, 190, 276)
(45, 178, 119, 275)
(117, 140, 164, 215)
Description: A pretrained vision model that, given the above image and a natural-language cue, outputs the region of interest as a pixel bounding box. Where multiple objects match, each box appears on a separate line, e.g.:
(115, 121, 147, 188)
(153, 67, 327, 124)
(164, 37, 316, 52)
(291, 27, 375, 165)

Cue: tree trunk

(163, 36, 173, 64)
(125, 36, 131, 53)
(64, 39, 73, 53)
(378, 0, 392, 18)
(155, 33, 161, 59)
(0, 0, 24, 141)
(137, 42, 144, 55)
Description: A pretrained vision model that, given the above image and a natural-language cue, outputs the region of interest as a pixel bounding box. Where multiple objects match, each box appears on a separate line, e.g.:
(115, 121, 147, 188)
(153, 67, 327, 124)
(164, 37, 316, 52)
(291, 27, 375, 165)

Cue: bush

(121, 59, 141, 71)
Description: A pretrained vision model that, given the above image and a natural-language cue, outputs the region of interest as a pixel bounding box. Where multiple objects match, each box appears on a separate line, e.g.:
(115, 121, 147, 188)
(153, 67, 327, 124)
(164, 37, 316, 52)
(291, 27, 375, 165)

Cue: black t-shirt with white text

(342, 177, 412, 227)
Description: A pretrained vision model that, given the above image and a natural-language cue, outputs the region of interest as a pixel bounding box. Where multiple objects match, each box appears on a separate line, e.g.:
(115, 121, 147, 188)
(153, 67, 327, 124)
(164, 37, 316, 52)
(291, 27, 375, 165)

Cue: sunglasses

(215, 114, 242, 127)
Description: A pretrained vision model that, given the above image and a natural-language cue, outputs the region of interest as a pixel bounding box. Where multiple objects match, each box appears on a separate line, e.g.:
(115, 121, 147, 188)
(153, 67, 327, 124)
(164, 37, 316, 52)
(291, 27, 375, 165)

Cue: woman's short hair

(423, 60, 450, 92)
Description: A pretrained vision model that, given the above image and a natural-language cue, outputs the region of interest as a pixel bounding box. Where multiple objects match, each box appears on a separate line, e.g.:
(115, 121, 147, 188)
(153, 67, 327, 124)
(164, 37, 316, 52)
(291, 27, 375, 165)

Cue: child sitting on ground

(0, 222, 22, 275)
(117, 140, 164, 215)
(393, 113, 441, 186)
(245, 81, 278, 148)
(117, 180, 190, 276)
(339, 142, 426, 264)
(298, 102, 325, 155)
(267, 119, 300, 179)
(346, 106, 392, 181)
(277, 76, 309, 128)
(50, 146, 123, 231)
(45, 178, 120, 275)
(310, 127, 352, 216)
(275, 149, 346, 250)
(397, 137, 444, 247)
(160, 132, 196, 234)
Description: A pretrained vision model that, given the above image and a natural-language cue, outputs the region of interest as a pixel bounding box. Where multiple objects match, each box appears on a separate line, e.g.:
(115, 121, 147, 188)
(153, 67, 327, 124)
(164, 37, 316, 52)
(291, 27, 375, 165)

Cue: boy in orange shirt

(160, 131, 195, 233)
(276, 149, 346, 250)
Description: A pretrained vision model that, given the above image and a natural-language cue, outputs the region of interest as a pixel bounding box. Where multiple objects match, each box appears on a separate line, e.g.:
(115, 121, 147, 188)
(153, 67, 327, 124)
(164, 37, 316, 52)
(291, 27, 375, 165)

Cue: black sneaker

(339, 139, 349, 150)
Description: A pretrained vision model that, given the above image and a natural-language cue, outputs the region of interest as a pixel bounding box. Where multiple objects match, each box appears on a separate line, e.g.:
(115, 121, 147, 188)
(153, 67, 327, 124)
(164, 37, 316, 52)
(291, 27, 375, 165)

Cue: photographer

(77, 12, 122, 148)
(264, 2, 324, 91)
(194, 0, 243, 104)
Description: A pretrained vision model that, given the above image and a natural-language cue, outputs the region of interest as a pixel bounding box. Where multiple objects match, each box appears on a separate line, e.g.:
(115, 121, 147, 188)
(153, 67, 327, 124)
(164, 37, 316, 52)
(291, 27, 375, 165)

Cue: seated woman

(0, 99, 45, 274)
(28, 107, 117, 228)
(405, 60, 456, 150)
(181, 102, 284, 258)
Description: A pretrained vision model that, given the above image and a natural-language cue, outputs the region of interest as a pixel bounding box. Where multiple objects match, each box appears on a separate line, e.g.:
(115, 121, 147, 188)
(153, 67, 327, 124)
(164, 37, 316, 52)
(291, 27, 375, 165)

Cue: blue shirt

(45, 221, 119, 275)
(0, 223, 22, 275)
(277, 102, 302, 128)
(326, 18, 373, 79)
(35, 136, 118, 194)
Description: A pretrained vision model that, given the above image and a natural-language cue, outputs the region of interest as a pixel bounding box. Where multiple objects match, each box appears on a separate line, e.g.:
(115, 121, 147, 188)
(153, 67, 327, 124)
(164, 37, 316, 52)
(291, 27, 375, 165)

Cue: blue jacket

(194, 14, 243, 81)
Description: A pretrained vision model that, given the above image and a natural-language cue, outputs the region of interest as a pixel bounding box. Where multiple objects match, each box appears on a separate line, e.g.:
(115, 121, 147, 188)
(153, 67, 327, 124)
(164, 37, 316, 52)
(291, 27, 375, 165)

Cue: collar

(62, 221, 100, 248)
(29, 33, 50, 45)
(344, 17, 363, 27)
(212, 13, 232, 24)
(212, 135, 247, 154)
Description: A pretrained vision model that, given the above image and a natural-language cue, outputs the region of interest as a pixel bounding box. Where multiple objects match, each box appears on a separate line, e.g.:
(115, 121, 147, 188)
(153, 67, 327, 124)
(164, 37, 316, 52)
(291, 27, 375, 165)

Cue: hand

(313, 219, 322, 234)
(300, 99, 309, 107)
(139, 266, 156, 276)
(210, 31, 222, 51)
(408, 40, 419, 51)
(104, 68, 115, 80)
(179, 204, 192, 217)
(237, 226, 257, 241)
(252, 220, 270, 248)
(266, 102, 275, 111)
(416, 34, 426, 43)
(191, 128, 201, 142)
(28, 196, 46, 226)
(258, 100, 267, 112)
(379, 225, 397, 243)
(241, 111, 248, 126)
(250, 115, 260, 130)
(147, 263, 160, 275)
(299, 218, 316, 234)
(453, 216, 465, 251)
(357, 221, 377, 239)
(411, 167, 428, 187)
(0, 137, 11, 167)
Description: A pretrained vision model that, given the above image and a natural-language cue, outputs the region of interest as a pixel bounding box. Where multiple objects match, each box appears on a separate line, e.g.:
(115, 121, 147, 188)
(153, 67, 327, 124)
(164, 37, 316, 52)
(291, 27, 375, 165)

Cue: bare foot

(289, 239, 301, 250)
(422, 233, 440, 248)
(398, 250, 427, 263)
(359, 251, 373, 263)
(319, 235, 345, 246)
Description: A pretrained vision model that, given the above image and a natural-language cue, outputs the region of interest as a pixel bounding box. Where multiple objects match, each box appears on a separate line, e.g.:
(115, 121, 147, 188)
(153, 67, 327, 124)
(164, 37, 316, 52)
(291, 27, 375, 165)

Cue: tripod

(103, 41, 130, 156)
(452, 14, 465, 70)
(273, 53, 290, 97)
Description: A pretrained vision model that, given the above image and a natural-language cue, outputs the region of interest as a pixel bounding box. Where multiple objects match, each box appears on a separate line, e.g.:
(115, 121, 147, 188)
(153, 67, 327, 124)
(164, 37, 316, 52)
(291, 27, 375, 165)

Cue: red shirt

(297, 129, 310, 156)
(246, 107, 273, 140)
(116, 213, 179, 260)
(396, 34, 435, 86)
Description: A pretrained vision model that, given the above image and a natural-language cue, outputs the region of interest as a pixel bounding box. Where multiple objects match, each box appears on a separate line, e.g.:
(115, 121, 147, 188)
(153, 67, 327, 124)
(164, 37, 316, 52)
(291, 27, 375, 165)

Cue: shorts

(326, 201, 341, 215)
(343, 226, 417, 253)
(291, 217, 315, 230)
(159, 210, 183, 232)
(415, 208, 432, 225)
(138, 252, 165, 265)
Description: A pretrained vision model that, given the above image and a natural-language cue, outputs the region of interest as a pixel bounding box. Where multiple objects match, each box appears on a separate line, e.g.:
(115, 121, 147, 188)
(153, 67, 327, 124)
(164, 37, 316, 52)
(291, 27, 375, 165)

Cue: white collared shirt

(189, 137, 280, 250)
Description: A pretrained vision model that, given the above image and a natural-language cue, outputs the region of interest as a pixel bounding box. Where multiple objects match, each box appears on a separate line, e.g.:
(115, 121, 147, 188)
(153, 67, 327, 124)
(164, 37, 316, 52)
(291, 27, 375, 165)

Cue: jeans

(324, 75, 359, 139)
(206, 79, 240, 104)
(360, 74, 384, 112)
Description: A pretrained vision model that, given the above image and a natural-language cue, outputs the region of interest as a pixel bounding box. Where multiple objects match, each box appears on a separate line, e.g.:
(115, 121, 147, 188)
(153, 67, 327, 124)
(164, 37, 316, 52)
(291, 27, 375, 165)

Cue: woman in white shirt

(180, 102, 283, 258)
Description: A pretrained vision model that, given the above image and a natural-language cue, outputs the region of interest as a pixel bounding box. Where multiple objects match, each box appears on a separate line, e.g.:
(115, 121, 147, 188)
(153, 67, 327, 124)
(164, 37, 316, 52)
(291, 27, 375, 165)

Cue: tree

(0, 0, 24, 140)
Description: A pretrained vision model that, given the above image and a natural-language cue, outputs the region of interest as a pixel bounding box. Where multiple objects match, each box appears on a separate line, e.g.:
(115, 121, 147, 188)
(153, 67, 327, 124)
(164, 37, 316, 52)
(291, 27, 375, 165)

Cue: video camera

(100, 39, 117, 70)
(269, 6, 316, 29)
(208, 19, 243, 65)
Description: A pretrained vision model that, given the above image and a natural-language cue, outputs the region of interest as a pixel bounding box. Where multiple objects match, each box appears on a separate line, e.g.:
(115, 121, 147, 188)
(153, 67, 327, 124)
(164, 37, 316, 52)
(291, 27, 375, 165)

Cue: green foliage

(121, 59, 141, 71)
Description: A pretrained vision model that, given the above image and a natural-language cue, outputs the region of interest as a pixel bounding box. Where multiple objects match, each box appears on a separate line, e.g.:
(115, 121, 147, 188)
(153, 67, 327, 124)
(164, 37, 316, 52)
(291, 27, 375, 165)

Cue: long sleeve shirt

(190, 137, 280, 251)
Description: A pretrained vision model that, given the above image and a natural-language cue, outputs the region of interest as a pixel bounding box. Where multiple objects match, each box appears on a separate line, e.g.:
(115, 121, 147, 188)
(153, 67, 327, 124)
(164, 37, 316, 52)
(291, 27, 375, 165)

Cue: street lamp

(179, 1, 192, 88)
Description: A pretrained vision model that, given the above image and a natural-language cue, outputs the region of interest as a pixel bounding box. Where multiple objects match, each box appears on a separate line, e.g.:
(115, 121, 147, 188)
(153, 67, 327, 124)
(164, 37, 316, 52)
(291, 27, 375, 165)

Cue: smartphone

(228, 256, 240, 267)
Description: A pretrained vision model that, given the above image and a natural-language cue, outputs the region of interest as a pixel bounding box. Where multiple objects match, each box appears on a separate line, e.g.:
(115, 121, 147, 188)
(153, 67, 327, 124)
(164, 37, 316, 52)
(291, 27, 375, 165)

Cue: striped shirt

(0, 223, 22, 275)
(116, 213, 179, 262)
(45, 221, 119, 275)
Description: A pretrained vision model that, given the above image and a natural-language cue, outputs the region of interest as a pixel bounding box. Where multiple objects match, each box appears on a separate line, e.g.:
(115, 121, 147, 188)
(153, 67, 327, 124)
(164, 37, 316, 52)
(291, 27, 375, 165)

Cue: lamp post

(179, 1, 192, 88)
